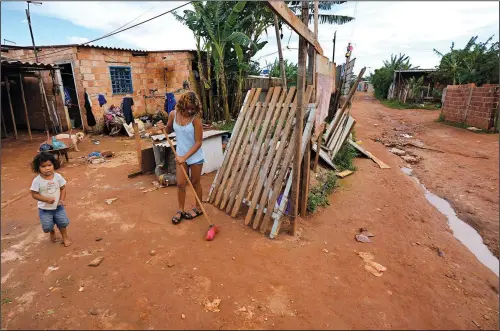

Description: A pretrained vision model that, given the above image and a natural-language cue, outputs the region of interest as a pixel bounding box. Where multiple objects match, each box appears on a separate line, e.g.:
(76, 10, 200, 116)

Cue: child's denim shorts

(38, 205, 70, 233)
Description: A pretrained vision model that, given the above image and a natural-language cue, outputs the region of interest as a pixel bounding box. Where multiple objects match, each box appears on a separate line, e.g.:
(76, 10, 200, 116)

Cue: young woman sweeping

(157, 91, 205, 224)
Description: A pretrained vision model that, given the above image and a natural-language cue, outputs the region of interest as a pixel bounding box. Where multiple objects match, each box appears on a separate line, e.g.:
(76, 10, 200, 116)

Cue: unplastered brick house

(1, 44, 201, 132)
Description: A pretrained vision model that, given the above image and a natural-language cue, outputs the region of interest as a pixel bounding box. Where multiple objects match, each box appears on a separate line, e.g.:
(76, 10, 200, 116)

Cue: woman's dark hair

(32, 152, 60, 173)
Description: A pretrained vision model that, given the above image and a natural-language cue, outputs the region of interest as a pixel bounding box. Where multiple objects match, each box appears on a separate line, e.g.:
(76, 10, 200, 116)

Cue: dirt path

(351, 93, 499, 258)
(1, 119, 498, 329)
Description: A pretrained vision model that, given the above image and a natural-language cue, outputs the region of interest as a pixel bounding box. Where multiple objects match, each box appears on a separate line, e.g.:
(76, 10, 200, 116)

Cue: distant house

(387, 68, 436, 102)
(1, 44, 202, 134)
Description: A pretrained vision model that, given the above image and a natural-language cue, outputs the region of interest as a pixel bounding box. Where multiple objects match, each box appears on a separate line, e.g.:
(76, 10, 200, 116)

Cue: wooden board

(348, 139, 391, 169)
(311, 143, 337, 169)
(266, 1, 323, 55)
(336, 170, 353, 178)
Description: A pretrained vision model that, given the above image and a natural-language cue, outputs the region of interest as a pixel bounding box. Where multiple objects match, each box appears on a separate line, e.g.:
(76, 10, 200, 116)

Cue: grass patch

(333, 141, 358, 171)
(307, 171, 338, 213)
(436, 119, 494, 134)
(2, 298, 12, 305)
(381, 100, 440, 110)
(213, 120, 236, 132)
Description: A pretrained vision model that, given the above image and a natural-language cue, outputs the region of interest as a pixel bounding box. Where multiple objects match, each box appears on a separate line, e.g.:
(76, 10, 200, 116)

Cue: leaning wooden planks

(208, 86, 315, 237)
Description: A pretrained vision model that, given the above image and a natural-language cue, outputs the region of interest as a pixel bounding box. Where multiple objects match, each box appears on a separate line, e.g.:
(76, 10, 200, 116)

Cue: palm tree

(287, 1, 354, 25)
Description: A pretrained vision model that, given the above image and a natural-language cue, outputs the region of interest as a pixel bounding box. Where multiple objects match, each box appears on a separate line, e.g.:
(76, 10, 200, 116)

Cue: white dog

(55, 132, 85, 151)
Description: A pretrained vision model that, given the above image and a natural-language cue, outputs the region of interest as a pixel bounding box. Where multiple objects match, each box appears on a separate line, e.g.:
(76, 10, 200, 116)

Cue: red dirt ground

(1, 95, 498, 329)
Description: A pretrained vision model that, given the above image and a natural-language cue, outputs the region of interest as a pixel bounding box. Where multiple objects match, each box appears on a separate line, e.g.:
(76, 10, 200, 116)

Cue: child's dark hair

(32, 152, 60, 173)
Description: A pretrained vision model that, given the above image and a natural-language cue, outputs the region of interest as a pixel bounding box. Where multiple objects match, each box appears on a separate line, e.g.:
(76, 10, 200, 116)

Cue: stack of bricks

(441, 83, 499, 130)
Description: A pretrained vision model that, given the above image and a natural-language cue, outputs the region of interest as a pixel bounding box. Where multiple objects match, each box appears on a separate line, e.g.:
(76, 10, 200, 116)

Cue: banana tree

(194, 1, 255, 121)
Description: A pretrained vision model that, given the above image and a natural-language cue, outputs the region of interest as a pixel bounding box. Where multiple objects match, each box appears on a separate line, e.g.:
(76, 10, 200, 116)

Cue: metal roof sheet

(1, 59, 58, 70)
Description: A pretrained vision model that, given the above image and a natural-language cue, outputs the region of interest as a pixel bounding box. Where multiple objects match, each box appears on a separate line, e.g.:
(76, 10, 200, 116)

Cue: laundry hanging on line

(122, 97, 134, 125)
(165, 93, 176, 114)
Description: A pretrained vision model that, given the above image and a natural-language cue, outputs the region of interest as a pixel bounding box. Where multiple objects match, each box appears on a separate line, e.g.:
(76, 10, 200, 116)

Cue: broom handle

(162, 129, 212, 226)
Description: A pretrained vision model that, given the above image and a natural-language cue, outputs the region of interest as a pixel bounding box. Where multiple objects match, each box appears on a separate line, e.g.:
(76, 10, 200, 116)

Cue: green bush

(307, 171, 337, 213)
(333, 141, 358, 171)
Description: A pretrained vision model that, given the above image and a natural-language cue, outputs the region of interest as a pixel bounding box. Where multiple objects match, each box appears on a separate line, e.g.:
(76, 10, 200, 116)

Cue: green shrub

(333, 141, 358, 171)
(437, 113, 445, 123)
(307, 171, 338, 213)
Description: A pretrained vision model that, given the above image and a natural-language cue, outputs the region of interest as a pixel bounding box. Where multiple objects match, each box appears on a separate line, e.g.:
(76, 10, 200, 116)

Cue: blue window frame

(109, 66, 133, 94)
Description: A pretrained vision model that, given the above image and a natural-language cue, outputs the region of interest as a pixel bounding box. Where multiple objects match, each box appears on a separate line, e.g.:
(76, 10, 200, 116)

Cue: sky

(1, 1, 499, 77)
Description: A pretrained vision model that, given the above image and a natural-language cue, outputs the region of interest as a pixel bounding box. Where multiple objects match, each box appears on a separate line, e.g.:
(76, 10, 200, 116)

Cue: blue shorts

(189, 159, 205, 166)
(38, 206, 70, 233)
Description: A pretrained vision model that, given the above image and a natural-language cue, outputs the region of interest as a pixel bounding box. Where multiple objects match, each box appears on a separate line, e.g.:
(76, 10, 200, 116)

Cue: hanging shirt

(164, 93, 177, 114)
(64, 87, 72, 107)
(122, 97, 134, 125)
(84, 91, 96, 127)
(97, 94, 107, 107)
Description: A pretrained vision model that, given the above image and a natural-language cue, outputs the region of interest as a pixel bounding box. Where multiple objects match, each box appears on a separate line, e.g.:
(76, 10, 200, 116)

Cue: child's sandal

(183, 207, 203, 220)
(172, 210, 183, 225)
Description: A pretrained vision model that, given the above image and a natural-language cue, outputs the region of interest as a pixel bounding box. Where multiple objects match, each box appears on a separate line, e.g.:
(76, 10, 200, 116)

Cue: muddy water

(402, 167, 499, 277)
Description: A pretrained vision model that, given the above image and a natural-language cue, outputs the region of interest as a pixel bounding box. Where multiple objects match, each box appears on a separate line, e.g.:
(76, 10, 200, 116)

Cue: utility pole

(25, 1, 51, 134)
(332, 31, 337, 63)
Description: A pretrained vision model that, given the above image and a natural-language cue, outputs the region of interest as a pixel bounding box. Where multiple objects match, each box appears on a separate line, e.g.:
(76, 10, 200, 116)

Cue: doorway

(59, 63, 83, 129)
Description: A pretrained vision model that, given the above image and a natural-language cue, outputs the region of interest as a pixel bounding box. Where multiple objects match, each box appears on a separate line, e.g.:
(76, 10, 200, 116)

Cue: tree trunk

(206, 46, 214, 121)
(219, 59, 231, 122)
(274, 14, 287, 89)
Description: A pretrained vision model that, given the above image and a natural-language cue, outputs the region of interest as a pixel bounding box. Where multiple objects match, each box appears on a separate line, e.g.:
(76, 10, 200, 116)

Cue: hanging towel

(97, 94, 107, 107)
(122, 97, 134, 125)
(64, 87, 72, 107)
(84, 91, 97, 127)
(164, 93, 176, 114)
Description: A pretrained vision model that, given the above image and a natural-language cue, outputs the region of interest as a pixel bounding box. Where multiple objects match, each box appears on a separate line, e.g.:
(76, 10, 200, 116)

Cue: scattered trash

(203, 297, 222, 312)
(467, 127, 481, 132)
(181, 314, 186, 319)
(92, 139, 100, 145)
(79, 286, 84, 292)
(95, 237, 103, 242)
(47, 309, 55, 315)
(472, 319, 481, 328)
(400, 133, 413, 139)
(44, 266, 59, 275)
(355, 234, 371, 243)
(436, 248, 445, 258)
(167, 263, 175, 268)
(89, 308, 98, 316)
(389, 148, 406, 156)
(105, 198, 118, 205)
(149, 250, 156, 256)
(238, 306, 247, 312)
(322, 248, 329, 253)
(358, 252, 387, 277)
(88, 257, 104, 267)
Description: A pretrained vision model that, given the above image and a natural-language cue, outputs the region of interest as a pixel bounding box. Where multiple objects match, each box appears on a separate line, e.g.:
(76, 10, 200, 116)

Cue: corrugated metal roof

(1, 59, 59, 70)
(394, 69, 437, 73)
(1, 44, 198, 54)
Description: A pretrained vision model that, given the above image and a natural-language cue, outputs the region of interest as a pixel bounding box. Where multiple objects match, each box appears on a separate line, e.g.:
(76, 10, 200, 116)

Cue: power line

(20, 1, 192, 62)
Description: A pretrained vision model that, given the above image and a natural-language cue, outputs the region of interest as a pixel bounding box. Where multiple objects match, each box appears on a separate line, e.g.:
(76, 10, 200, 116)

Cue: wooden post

(274, 14, 287, 89)
(18, 73, 32, 141)
(55, 69, 72, 131)
(311, 0, 321, 172)
(1, 108, 8, 138)
(133, 122, 142, 168)
(37, 77, 51, 134)
(5, 77, 18, 139)
(313, 123, 323, 172)
(291, 1, 309, 235)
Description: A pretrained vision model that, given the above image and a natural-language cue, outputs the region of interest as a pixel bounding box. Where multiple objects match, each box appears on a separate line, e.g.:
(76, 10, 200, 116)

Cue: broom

(162, 129, 218, 240)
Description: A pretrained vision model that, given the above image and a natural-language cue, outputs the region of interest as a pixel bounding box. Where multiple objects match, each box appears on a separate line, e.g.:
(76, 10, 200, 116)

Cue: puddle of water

(401, 167, 499, 276)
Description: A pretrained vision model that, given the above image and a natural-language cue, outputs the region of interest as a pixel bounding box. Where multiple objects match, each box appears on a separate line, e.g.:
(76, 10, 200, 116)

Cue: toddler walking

(30, 152, 72, 246)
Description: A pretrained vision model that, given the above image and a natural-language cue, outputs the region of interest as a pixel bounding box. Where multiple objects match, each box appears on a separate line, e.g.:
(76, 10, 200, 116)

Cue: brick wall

(6, 46, 198, 133)
(441, 84, 499, 130)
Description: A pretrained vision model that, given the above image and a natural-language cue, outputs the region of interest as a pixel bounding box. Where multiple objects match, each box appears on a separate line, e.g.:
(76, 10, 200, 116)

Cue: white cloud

(67, 36, 90, 44)
(20, 19, 27, 23)
(8, 1, 500, 75)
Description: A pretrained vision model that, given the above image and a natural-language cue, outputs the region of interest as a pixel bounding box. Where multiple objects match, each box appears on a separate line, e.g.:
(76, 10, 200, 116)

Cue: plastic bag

(51, 136, 66, 149)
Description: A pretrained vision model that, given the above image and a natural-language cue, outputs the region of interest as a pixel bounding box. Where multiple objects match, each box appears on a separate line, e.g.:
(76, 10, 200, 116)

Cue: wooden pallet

(207, 86, 315, 237)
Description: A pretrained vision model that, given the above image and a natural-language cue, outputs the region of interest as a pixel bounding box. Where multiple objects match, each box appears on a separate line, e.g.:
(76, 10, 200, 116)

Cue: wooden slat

(228, 87, 290, 216)
(331, 116, 356, 159)
(211, 89, 262, 204)
(267, 101, 317, 236)
(208, 89, 256, 202)
(219, 88, 281, 210)
(250, 86, 313, 229)
(348, 139, 391, 169)
(4, 77, 18, 139)
(266, 1, 323, 55)
(311, 143, 337, 170)
(299, 139, 311, 215)
(244, 89, 299, 225)
(327, 111, 348, 152)
(214, 87, 274, 207)
(19, 73, 32, 140)
(246, 87, 298, 202)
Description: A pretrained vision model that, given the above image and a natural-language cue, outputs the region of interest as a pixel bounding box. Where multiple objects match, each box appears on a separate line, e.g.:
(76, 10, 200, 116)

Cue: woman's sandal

(183, 207, 203, 220)
(172, 210, 183, 225)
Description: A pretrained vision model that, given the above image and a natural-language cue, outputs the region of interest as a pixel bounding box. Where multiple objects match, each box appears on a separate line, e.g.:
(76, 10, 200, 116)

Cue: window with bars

(109, 66, 133, 94)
